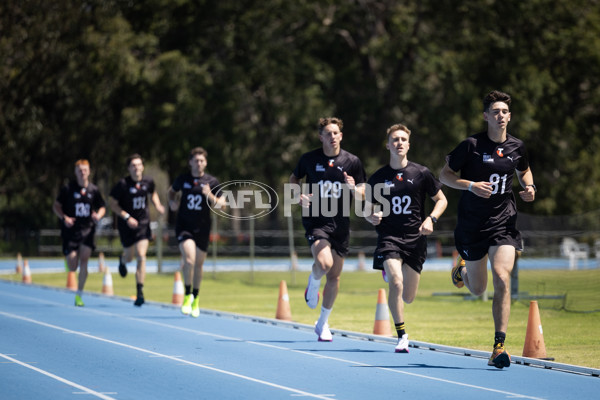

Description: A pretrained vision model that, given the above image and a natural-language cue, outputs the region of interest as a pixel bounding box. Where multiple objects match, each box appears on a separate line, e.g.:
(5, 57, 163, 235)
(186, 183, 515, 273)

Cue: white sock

(317, 306, 332, 328)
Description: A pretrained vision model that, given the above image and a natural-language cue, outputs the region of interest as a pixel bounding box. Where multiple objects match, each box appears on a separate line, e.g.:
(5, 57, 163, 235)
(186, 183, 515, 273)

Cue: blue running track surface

(0, 280, 598, 400)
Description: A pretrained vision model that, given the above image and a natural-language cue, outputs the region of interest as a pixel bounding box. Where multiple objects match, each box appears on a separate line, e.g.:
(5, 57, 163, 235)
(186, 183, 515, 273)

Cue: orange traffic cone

(98, 252, 106, 273)
(373, 288, 393, 336)
(22, 259, 32, 284)
(102, 269, 114, 296)
(275, 280, 292, 321)
(172, 271, 184, 305)
(522, 300, 548, 358)
(15, 253, 23, 274)
(66, 271, 77, 291)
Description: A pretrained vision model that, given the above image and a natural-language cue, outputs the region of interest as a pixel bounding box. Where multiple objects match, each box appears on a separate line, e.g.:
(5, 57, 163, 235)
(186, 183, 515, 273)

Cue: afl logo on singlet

(208, 180, 279, 220)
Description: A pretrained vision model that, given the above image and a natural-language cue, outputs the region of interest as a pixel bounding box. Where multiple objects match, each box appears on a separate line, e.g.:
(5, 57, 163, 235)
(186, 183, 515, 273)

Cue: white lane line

(0, 311, 336, 400)
(0, 352, 117, 400)
(0, 292, 547, 400)
(80, 311, 548, 400)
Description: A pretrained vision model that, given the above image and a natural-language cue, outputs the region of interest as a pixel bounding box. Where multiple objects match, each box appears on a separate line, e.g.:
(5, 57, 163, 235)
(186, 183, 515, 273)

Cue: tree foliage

(1, 0, 600, 237)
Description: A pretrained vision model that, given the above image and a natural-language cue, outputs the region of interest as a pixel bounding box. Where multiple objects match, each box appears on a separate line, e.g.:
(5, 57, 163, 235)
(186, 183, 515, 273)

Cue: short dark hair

(483, 90, 511, 112)
(386, 123, 411, 139)
(318, 117, 343, 134)
(189, 147, 208, 160)
(126, 153, 143, 167)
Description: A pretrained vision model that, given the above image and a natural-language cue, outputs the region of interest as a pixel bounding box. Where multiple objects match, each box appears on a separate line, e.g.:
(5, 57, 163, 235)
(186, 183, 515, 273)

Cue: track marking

(0, 352, 117, 400)
(0, 311, 337, 400)
(1, 292, 549, 400)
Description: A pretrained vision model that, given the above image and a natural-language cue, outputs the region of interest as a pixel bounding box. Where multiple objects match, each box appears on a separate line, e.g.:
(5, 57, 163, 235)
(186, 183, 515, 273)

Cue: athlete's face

(484, 101, 511, 131)
(386, 129, 410, 157)
(128, 158, 144, 181)
(74, 164, 90, 185)
(189, 154, 207, 176)
(319, 124, 343, 153)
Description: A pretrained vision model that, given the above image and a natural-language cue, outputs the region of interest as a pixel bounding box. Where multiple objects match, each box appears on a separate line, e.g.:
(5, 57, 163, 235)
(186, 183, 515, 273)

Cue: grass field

(2, 264, 599, 369)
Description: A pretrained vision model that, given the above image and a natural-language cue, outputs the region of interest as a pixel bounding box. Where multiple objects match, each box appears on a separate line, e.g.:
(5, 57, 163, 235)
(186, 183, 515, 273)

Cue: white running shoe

(304, 275, 320, 309)
(315, 322, 333, 342)
(395, 333, 409, 353)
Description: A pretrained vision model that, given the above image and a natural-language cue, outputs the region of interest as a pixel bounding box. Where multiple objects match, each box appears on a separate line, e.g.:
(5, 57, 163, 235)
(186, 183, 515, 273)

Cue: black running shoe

(488, 343, 511, 369)
(118, 256, 127, 278)
(134, 294, 145, 307)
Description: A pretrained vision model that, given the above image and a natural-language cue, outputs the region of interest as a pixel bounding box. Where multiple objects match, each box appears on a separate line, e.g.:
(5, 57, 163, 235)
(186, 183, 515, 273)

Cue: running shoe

(118, 256, 127, 278)
(451, 255, 465, 288)
(304, 275, 320, 309)
(488, 343, 511, 369)
(382, 270, 389, 283)
(181, 294, 194, 315)
(315, 322, 333, 342)
(191, 296, 200, 318)
(134, 293, 145, 307)
(395, 333, 409, 353)
(74, 294, 84, 307)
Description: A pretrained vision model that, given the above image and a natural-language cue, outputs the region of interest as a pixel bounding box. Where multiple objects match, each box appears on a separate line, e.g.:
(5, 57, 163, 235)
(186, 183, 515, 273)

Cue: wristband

(429, 215, 438, 224)
(526, 184, 537, 193)
(122, 213, 131, 221)
(468, 182, 474, 192)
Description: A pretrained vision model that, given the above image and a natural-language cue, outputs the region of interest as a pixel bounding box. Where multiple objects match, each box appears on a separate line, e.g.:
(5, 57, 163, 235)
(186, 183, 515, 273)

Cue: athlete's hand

(127, 217, 139, 228)
(202, 184, 211, 197)
(299, 193, 313, 208)
(366, 211, 383, 226)
(419, 217, 434, 236)
(63, 215, 75, 228)
(470, 181, 493, 198)
(343, 172, 355, 191)
(519, 186, 536, 202)
(168, 199, 179, 211)
(91, 211, 101, 223)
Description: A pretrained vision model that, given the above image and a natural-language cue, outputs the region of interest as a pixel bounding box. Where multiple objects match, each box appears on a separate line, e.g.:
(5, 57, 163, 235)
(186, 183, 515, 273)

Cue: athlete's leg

(179, 239, 197, 287)
(314, 249, 344, 339)
(401, 263, 421, 305)
(192, 247, 207, 290)
(122, 245, 135, 264)
(462, 255, 489, 296)
(310, 239, 334, 280)
(383, 259, 404, 324)
(322, 250, 344, 309)
(77, 245, 93, 292)
(489, 245, 515, 333)
(134, 239, 149, 285)
(65, 250, 79, 273)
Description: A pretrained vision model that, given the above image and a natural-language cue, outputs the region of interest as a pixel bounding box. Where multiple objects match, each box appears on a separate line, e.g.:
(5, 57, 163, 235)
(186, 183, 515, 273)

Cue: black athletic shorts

(118, 223, 152, 248)
(304, 225, 350, 258)
(176, 227, 211, 252)
(454, 225, 522, 261)
(62, 227, 96, 255)
(372, 236, 426, 274)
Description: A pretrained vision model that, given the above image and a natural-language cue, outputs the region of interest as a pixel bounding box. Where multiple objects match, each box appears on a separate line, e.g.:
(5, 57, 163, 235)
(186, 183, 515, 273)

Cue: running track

(0, 280, 598, 400)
